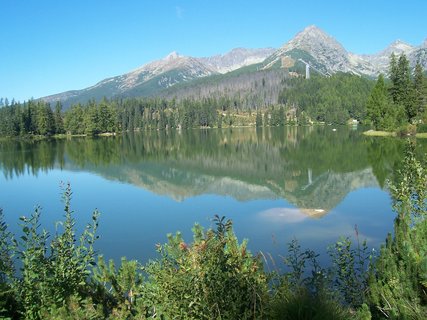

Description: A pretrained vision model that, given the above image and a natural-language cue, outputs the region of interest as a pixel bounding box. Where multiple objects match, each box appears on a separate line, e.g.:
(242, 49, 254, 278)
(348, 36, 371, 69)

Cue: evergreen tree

(217, 113, 222, 128)
(54, 102, 64, 134)
(414, 61, 426, 120)
(397, 54, 416, 120)
(36, 103, 55, 135)
(255, 110, 263, 127)
(84, 103, 100, 135)
(278, 106, 285, 126)
(158, 110, 167, 130)
(367, 74, 392, 130)
(389, 53, 399, 103)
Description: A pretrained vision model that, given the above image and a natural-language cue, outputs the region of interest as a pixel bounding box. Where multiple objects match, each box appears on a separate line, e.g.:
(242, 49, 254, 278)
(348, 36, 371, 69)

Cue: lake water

(0, 127, 424, 267)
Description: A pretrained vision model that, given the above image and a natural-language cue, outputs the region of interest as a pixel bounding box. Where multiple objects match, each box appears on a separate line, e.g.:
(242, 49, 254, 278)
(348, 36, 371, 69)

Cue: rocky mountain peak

(164, 51, 181, 60)
(283, 25, 343, 51)
(377, 39, 414, 57)
(198, 47, 275, 73)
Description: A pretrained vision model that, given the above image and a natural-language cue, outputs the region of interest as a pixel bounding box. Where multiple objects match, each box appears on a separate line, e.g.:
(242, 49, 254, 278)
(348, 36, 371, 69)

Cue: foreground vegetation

(0, 143, 426, 319)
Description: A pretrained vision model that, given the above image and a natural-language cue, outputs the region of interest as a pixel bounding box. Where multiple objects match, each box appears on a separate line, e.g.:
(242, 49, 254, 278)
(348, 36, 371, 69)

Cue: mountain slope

(43, 52, 218, 107)
(42, 48, 274, 108)
(262, 25, 427, 77)
(199, 47, 275, 73)
(263, 25, 352, 72)
(41, 26, 427, 107)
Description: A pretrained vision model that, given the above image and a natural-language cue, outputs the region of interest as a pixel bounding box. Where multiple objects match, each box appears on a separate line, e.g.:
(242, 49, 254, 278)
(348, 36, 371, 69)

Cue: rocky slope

(262, 25, 426, 77)
(199, 47, 275, 73)
(42, 48, 274, 107)
(41, 25, 427, 107)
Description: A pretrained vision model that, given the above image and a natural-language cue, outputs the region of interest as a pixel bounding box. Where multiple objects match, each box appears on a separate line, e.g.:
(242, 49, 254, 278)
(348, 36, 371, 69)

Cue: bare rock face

(263, 25, 426, 77)
(263, 25, 359, 74)
(198, 47, 275, 73)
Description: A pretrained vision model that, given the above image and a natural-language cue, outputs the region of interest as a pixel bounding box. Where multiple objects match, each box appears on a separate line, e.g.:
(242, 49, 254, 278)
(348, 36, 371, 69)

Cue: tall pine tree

(414, 60, 426, 120)
(367, 74, 398, 130)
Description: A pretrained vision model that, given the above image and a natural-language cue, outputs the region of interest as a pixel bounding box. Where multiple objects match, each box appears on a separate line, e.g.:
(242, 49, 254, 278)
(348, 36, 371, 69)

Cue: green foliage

(367, 74, 400, 131)
(144, 215, 268, 319)
(0, 209, 14, 283)
(269, 286, 351, 320)
(414, 61, 426, 120)
(367, 54, 427, 130)
(0, 209, 18, 318)
(368, 144, 427, 319)
(5, 183, 100, 319)
(328, 232, 372, 307)
(270, 238, 363, 320)
(255, 110, 263, 127)
(93, 256, 148, 318)
(417, 123, 427, 133)
(278, 73, 373, 124)
(38, 295, 104, 320)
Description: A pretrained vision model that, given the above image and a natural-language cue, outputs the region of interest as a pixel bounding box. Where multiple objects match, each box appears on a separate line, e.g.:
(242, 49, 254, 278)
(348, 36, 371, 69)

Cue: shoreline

(363, 130, 427, 139)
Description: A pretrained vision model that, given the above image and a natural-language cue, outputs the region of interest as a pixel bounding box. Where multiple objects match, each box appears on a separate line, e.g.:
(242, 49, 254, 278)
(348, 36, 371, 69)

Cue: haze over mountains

(42, 25, 427, 107)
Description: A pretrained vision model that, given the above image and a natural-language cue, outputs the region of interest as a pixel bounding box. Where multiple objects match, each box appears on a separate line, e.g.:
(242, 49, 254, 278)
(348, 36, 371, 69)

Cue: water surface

(0, 126, 422, 266)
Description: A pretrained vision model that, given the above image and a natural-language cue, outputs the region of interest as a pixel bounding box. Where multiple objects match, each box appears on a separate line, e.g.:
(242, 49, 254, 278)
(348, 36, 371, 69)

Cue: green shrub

(0, 209, 19, 319)
(269, 286, 351, 320)
(396, 123, 417, 136)
(144, 215, 269, 319)
(328, 233, 372, 307)
(8, 183, 100, 319)
(416, 123, 427, 133)
(368, 144, 427, 319)
(93, 256, 148, 318)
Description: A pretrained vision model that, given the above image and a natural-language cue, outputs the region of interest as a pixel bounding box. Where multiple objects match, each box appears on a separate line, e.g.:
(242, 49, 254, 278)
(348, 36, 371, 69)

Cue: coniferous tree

(54, 102, 64, 134)
(278, 105, 285, 126)
(36, 103, 55, 135)
(255, 110, 263, 127)
(414, 61, 426, 120)
(389, 53, 399, 103)
(217, 113, 222, 128)
(396, 54, 416, 121)
(367, 74, 395, 130)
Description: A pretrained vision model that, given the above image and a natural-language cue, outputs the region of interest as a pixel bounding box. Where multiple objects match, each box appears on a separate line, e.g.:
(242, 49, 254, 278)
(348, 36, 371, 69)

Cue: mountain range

(42, 25, 427, 107)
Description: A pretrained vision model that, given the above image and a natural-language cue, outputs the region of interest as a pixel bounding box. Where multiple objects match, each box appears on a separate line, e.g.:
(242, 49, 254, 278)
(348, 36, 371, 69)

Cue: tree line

(1, 58, 426, 137)
(278, 72, 374, 124)
(367, 53, 427, 131)
(0, 97, 222, 136)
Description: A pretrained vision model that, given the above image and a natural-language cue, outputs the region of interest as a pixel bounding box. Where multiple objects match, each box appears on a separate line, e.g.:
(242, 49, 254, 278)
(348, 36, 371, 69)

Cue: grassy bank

(363, 130, 396, 137)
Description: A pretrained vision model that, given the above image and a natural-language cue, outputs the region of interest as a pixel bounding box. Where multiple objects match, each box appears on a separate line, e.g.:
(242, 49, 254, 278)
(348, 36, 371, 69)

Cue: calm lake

(1, 126, 425, 266)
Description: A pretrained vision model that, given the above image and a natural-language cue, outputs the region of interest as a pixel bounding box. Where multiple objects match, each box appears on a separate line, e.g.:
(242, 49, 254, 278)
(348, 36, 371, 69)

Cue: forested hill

(0, 72, 375, 137)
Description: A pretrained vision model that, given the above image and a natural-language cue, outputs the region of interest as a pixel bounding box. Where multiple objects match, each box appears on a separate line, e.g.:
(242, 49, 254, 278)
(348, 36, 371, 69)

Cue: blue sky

(1, 0, 426, 102)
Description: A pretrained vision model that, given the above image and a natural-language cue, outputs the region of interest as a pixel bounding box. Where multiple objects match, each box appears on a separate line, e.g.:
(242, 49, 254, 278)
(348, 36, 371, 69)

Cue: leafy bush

(416, 123, 427, 133)
(328, 232, 372, 307)
(0, 183, 100, 319)
(269, 286, 351, 320)
(93, 256, 148, 318)
(368, 144, 427, 319)
(144, 215, 269, 319)
(396, 123, 417, 136)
